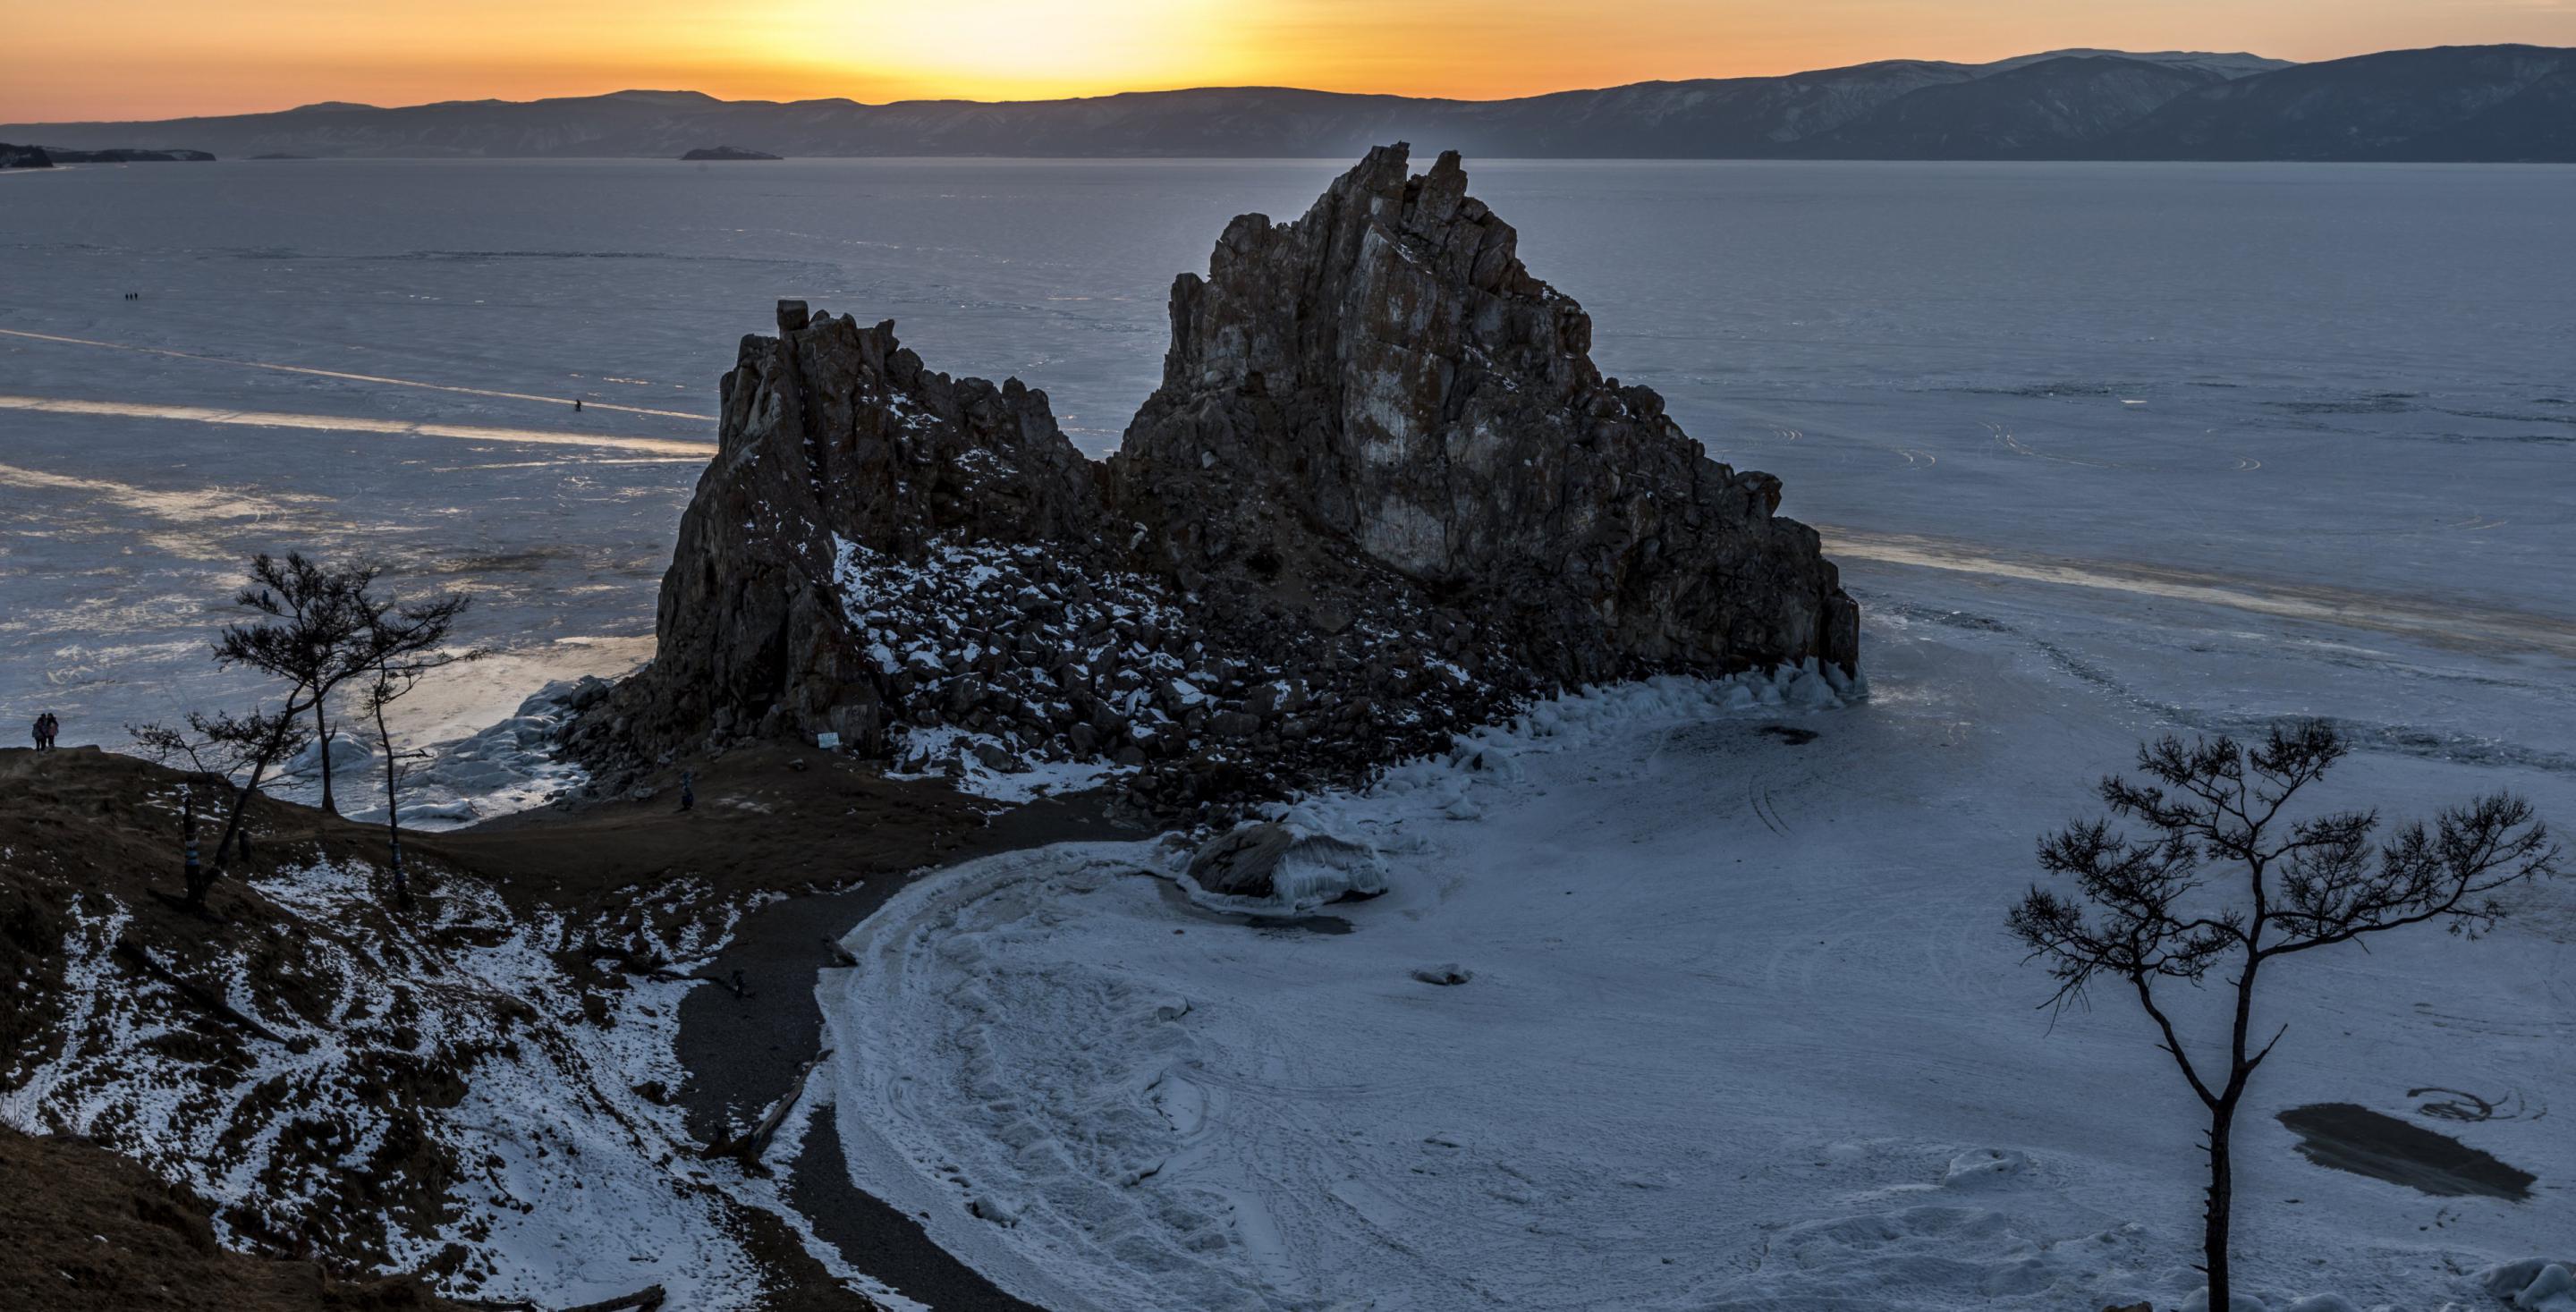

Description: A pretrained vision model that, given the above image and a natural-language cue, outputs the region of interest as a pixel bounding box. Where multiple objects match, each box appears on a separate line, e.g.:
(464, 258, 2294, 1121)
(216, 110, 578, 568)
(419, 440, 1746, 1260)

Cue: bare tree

(2008, 720, 2557, 1309)
(129, 707, 313, 905)
(190, 551, 388, 901)
(350, 588, 479, 910)
(216, 552, 379, 816)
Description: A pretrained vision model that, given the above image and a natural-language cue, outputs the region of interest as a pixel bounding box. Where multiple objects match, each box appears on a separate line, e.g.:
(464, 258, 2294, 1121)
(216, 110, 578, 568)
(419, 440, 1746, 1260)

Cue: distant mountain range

(7, 45, 2572, 163)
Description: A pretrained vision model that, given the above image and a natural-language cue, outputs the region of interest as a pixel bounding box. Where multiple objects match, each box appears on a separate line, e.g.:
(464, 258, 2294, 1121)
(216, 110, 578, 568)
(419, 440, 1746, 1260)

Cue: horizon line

(0, 43, 2341, 126)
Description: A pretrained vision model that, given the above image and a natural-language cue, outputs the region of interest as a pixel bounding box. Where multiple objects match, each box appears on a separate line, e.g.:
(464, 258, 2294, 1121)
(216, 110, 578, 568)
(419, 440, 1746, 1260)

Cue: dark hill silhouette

(1795, 55, 2228, 158)
(4, 46, 2568, 161)
(2111, 44, 2576, 160)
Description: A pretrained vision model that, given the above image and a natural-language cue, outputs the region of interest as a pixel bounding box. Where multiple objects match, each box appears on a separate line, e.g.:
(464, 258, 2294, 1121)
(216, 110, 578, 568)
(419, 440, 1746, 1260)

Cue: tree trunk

(2203, 1099, 2237, 1310)
(375, 700, 408, 911)
(312, 702, 337, 815)
(181, 783, 201, 894)
(203, 768, 260, 905)
(205, 732, 285, 903)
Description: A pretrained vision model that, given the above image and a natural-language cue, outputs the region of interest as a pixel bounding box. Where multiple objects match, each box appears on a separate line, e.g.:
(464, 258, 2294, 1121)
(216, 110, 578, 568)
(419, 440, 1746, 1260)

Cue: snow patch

(2, 860, 785, 1309)
(889, 724, 1132, 803)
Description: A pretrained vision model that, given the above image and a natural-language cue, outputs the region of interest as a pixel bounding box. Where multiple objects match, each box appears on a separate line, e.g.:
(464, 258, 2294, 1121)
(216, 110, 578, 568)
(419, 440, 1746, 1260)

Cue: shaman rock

(1109, 142, 1858, 686)
(578, 146, 1859, 813)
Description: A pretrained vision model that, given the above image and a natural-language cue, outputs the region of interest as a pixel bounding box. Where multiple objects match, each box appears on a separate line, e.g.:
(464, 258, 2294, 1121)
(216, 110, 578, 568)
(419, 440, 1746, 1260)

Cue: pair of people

(30, 712, 61, 749)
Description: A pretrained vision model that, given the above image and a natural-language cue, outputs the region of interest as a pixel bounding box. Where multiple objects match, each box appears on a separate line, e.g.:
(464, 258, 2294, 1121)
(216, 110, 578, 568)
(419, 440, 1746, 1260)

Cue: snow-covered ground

(817, 608, 2575, 1312)
(3, 855, 778, 1308)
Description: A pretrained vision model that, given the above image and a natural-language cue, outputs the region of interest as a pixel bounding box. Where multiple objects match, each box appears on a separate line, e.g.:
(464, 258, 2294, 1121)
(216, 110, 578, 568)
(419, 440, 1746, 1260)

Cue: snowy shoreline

(807, 623, 2576, 1312)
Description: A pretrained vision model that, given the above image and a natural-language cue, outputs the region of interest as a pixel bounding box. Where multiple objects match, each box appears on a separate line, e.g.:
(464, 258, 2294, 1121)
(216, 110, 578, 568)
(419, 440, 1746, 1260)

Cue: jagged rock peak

(1111, 142, 1859, 683)
(630, 304, 1114, 758)
(578, 146, 1859, 816)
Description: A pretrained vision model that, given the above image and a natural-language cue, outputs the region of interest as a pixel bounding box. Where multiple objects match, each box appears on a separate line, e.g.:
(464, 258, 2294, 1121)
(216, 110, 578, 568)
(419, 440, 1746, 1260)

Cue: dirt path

(674, 797, 1138, 1312)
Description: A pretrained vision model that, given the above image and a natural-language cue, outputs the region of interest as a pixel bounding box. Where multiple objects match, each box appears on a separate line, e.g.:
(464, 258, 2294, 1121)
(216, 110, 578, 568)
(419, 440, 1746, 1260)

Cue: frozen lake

(3, 157, 2572, 765)
(4, 157, 2573, 1308)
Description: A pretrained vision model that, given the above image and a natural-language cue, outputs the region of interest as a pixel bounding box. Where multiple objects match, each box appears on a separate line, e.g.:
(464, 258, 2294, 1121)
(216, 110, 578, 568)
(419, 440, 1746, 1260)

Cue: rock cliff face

(621, 305, 1114, 759)
(1112, 143, 1856, 687)
(579, 145, 1858, 812)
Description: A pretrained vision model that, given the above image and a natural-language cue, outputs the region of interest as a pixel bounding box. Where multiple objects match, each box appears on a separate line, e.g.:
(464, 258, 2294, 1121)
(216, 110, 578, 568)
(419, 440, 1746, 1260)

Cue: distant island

(4, 44, 2572, 162)
(1, 143, 218, 165)
(44, 147, 216, 162)
(250, 152, 312, 160)
(682, 145, 780, 160)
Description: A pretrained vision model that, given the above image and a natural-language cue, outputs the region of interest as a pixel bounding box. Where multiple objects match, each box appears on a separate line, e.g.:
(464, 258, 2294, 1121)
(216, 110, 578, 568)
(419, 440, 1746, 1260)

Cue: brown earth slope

(0, 1124, 460, 1312)
(1, 743, 1124, 1310)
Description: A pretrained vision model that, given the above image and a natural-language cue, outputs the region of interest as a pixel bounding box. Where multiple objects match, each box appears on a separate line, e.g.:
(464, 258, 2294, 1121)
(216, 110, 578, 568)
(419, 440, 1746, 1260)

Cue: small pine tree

(2008, 720, 2555, 1308)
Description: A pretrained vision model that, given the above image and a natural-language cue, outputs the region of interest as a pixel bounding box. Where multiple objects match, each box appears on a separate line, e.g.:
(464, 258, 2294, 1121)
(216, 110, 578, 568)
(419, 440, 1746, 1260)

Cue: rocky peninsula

(576, 144, 1858, 816)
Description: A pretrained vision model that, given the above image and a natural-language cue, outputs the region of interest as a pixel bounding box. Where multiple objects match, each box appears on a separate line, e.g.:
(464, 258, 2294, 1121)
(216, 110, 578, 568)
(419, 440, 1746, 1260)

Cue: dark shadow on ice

(1244, 912, 1355, 935)
(1149, 876, 1355, 934)
(1758, 724, 1820, 745)
(2277, 1103, 2535, 1199)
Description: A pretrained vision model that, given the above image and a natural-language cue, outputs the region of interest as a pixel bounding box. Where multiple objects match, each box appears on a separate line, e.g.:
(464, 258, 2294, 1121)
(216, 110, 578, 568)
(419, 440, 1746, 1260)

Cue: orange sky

(9, 0, 2574, 122)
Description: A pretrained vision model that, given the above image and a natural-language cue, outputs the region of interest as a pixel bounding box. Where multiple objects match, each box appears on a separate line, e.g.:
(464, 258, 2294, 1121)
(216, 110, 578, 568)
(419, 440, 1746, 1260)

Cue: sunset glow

(8, 0, 2576, 121)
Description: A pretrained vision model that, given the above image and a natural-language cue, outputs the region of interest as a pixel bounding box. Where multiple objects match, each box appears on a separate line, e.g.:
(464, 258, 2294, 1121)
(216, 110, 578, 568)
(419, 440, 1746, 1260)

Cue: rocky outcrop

(0, 142, 51, 168)
(577, 145, 1857, 815)
(605, 302, 1115, 762)
(1111, 143, 1856, 687)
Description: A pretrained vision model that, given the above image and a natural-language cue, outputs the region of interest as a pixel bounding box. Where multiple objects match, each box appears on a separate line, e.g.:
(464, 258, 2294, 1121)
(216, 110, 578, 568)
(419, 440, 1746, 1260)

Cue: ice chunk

(2479, 1261, 2576, 1312)
(1940, 1147, 2029, 1187)
(1181, 814, 1387, 913)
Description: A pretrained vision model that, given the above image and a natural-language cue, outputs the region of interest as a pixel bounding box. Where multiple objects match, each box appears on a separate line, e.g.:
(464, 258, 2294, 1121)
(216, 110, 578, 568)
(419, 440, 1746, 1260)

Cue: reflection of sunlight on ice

(0, 394, 717, 456)
(1825, 526, 2576, 659)
(431, 458, 708, 471)
(0, 458, 326, 523)
(396, 636, 654, 745)
(0, 458, 342, 560)
(0, 326, 715, 421)
(43, 639, 206, 690)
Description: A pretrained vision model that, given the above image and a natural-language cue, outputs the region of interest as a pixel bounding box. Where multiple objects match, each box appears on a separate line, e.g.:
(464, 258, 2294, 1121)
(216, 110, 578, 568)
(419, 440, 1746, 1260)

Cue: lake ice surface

(820, 650, 2576, 1312)
(4, 158, 2570, 754)
(3, 157, 2572, 1305)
